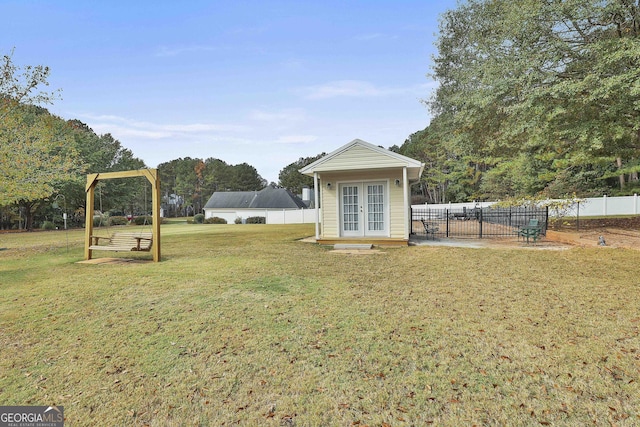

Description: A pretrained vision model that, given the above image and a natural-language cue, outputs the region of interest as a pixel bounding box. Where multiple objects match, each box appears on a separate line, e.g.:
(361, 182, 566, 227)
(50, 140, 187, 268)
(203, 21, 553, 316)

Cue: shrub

(245, 216, 266, 224)
(234, 217, 243, 224)
(108, 216, 129, 226)
(52, 214, 64, 226)
(41, 221, 55, 230)
(133, 215, 153, 225)
(194, 213, 205, 224)
(93, 216, 107, 227)
(205, 216, 227, 224)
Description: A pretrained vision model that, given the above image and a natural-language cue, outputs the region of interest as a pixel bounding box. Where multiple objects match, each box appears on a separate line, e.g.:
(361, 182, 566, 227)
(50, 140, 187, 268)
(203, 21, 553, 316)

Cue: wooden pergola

(84, 169, 161, 262)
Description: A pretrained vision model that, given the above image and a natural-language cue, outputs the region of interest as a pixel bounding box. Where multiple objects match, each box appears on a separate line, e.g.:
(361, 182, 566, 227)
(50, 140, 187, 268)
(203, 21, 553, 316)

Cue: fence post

(603, 195, 607, 216)
(576, 202, 580, 231)
(479, 208, 483, 239)
(410, 207, 413, 234)
(446, 209, 450, 238)
(544, 206, 549, 235)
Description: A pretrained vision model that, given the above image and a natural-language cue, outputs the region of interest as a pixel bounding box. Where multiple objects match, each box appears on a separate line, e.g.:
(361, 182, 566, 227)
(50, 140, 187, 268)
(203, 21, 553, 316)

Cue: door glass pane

(342, 186, 359, 231)
(367, 184, 384, 231)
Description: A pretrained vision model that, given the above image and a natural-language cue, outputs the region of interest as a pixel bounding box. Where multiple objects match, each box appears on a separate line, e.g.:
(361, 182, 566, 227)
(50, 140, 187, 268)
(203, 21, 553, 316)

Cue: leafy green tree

(278, 153, 326, 195)
(60, 122, 146, 218)
(1, 52, 152, 228)
(159, 157, 265, 215)
(230, 162, 265, 191)
(430, 0, 640, 198)
(159, 157, 204, 216)
(158, 159, 181, 216)
(204, 158, 232, 192)
(0, 52, 79, 229)
(0, 50, 59, 119)
(398, 115, 486, 203)
(94, 134, 147, 215)
(161, 158, 208, 214)
(158, 158, 179, 195)
(0, 103, 79, 229)
(172, 157, 201, 215)
(0, 52, 78, 229)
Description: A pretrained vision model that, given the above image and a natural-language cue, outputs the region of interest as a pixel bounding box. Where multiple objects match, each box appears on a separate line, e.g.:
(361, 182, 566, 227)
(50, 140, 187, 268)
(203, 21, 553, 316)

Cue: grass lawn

(1, 223, 639, 426)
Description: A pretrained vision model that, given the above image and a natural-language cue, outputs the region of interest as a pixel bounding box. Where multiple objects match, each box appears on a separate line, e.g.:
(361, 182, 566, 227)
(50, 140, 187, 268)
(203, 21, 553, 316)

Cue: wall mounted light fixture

(326, 182, 332, 189)
(395, 179, 401, 187)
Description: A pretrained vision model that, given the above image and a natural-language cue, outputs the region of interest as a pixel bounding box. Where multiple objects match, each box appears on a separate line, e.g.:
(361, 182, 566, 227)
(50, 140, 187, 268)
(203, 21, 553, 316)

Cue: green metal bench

(518, 219, 542, 244)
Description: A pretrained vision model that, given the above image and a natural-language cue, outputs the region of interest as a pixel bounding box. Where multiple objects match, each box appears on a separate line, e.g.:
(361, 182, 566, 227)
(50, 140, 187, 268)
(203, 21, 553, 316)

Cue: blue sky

(3, 0, 456, 183)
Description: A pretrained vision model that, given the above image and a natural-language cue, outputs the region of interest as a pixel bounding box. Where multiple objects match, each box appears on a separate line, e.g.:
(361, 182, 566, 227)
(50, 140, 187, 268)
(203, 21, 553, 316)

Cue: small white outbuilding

(299, 139, 424, 245)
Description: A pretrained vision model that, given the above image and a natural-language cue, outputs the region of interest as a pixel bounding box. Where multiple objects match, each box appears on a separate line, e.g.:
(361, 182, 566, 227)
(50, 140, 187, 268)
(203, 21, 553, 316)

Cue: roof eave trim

(299, 139, 423, 176)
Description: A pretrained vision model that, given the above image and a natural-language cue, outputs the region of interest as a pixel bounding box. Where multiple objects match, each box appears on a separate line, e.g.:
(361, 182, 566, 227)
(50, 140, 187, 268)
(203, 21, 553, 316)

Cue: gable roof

(204, 185, 307, 210)
(299, 139, 424, 181)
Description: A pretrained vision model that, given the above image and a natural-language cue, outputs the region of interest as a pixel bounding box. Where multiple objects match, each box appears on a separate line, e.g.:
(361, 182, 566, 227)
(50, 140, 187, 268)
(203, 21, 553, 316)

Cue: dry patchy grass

(0, 224, 639, 426)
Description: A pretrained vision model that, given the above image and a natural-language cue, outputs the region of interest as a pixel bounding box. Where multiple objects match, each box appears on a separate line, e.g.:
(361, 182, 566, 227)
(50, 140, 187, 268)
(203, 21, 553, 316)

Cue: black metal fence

(411, 206, 549, 239)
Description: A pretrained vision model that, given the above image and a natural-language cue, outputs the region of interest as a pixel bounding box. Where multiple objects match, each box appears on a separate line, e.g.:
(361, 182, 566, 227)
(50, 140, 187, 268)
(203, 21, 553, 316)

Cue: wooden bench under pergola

(84, 169, 161, 262)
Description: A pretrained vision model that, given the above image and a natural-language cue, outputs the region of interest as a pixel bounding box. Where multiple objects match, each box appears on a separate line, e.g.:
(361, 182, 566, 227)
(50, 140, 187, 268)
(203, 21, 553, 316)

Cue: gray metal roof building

(203, 185, 308, 210)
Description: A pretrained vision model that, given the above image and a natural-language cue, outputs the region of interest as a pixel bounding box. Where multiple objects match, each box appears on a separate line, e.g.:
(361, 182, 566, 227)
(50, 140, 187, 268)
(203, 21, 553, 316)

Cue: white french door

(340, 182, 388, 237)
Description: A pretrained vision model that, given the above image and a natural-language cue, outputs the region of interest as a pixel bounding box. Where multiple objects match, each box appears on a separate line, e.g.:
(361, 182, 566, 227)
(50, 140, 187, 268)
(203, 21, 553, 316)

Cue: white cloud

(248, 108, 306, 122)
(162, 123, 247, 133)
(274, 135, 318, 144)
(301, 80, 382, 99)
(76, 113, 248, 140)
(301, 80, 430, 100)
(90, 124, 170, 139)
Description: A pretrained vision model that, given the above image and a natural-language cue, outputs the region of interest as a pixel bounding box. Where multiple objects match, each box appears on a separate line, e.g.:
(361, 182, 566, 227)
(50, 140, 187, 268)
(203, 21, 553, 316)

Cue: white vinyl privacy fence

(570, 195, 640, 217)
(265, 209, 318, 224)
(205, 209, 318, 224)
(413, 195, 640, 218)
